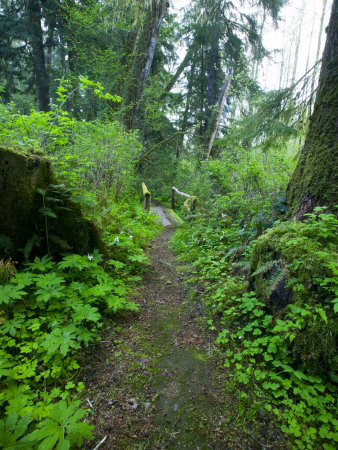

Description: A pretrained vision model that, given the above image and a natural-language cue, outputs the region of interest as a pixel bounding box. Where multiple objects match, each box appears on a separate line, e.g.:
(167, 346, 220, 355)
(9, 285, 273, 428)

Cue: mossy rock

(0, 144, 106, 260)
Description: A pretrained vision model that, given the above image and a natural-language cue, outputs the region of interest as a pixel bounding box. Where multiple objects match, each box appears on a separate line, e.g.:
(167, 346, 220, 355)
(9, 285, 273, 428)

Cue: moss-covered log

(286, 0, 338, 218)
(0, 145, 106, 260)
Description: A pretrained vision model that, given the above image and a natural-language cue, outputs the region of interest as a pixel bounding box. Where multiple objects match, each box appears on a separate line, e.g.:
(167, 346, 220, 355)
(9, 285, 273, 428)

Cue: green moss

(0, 144, 106, 260)
(251, 219, 337, 305)
(285, 14, 338, 217)
(250, 214, 338, 374)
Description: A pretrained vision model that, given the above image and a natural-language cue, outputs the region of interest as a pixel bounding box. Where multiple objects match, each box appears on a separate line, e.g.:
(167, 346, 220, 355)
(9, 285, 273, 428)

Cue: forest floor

(83, 208, 285, 449)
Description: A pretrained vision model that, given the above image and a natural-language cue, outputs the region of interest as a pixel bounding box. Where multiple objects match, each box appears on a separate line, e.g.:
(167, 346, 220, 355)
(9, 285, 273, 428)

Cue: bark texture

(121, 0, 167, 129)
(27, 0, 50, 112)
(286, 0, 338, 218)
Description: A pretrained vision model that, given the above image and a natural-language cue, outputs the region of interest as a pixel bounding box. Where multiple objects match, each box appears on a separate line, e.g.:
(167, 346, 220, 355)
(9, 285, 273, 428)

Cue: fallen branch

(136, 125, 199, 165)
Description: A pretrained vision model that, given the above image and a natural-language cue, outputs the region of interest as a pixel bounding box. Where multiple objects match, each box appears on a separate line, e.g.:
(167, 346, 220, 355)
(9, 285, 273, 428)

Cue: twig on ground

(87, 397, 113, 419)
(92, 435, 107, 450)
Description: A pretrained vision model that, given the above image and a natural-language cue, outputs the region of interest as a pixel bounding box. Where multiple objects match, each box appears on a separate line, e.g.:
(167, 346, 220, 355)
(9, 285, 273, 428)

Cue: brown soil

(83, 226, 286, 449)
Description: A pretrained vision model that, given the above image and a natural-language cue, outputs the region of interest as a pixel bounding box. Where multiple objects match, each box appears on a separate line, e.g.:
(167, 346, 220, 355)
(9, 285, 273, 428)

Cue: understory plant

(173, 205, 337, 449)
(0, 198, 161, 448)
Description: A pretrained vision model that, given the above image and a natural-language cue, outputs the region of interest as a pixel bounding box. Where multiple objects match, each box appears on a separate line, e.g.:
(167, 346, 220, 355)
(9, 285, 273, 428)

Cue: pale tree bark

(305, 11, 316, 74)
(279, 21, 287, 89)
(310, 0, 328, 101)
(160, 45, 194, 101)
(206, 71, 232, 159)
(178, 59, 196, 155)
(291, 0, 306, 85)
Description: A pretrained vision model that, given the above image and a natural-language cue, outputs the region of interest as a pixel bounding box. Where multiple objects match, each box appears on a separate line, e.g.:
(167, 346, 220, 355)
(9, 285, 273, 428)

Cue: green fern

(225, 245, 247, 260)
(268, 263, 289, 297)
(250, 259, 282, 278)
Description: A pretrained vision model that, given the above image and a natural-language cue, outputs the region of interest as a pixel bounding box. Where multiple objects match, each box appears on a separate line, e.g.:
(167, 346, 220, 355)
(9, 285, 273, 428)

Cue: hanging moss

(0, 145, 106, 260)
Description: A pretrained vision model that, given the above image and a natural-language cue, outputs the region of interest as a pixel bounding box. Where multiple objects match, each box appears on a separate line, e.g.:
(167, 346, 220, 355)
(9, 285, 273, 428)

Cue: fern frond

(268, 263, 289, 298)
(251, 259, 281, 278)
(225, 245, 247, 259)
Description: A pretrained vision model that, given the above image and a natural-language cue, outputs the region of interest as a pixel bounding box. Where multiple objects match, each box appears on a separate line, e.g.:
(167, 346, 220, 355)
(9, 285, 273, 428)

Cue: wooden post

(142, 182, 151, 210)
(191, 196, 197, 211)
(171, 187, 176, 210)
(172, 187, 198, 214)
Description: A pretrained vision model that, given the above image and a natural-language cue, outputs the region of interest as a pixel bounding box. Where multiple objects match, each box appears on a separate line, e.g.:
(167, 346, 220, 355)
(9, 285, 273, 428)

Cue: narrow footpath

(83, 208, 284, 449)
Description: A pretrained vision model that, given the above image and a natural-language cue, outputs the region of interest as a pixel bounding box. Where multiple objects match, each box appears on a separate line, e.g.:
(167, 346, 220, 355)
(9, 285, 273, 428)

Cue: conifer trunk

(27, 0, 50, 112)
(286, 0, 338, 218)
(121, 0, 167, 129)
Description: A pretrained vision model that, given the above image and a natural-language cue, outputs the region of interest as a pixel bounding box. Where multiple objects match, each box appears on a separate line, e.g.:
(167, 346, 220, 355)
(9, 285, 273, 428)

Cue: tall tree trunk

(121, 0, 167, 129)
(179, 59, 196, 153)
(204, 6, 221, 139)
(305, 11, 316, 74)
(286, 0, 338, 218)
(291, 0, 306, 85)
(206, 71, 232, 159)
(253, 8, 266, 81)
(206, 27, 220, 109)
(27, 0, 50, 112)
(279, 21, 287, 89)
(199, 43, 205, 137)
(160, 45, 193, 101)
(310, 0, 328, 103)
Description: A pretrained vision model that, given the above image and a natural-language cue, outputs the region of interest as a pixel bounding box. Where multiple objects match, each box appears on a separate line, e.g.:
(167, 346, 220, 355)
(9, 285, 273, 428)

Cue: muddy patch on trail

(83, 227, 286, 449)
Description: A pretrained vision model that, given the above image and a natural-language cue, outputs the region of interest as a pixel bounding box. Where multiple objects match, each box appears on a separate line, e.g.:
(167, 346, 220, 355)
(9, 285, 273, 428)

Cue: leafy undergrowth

(172, 208, 338, 449)
(0, 201, 161, 449)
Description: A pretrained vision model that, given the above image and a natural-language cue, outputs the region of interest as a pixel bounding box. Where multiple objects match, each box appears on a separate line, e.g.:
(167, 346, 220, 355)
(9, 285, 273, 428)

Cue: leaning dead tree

(206, 71, 232, 159)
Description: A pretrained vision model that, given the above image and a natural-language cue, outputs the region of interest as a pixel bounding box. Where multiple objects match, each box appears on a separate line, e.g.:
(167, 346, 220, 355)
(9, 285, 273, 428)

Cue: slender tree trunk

(160, 45, 194, 101)
(291, 0, 306, 85)
(279, 22, 287, 89)
(305, 11, 316, 74)
(27, 0, 50, 112)
(206, 71, 232, 159)
(121, 0, 167, 129)
(199, 43, 205, 137)
(179, 59, 196, 152)
(286, 0, 338, 218)
(310, 0, 328, 102)
(253, 9, 266, 81)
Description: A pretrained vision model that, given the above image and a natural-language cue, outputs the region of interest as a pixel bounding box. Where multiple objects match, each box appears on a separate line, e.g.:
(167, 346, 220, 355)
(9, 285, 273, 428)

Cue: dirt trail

(84, 221, 283, 449)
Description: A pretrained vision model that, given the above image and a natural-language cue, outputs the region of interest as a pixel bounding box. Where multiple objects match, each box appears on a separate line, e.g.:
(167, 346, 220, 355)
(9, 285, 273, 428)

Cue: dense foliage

(0, 82, 161, 447)
(172, 190, 337, 449)
(0, 0, 337, 447)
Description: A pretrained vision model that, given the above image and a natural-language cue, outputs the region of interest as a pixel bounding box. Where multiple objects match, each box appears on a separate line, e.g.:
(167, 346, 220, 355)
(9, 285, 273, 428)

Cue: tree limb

(136, 125, 199, 165)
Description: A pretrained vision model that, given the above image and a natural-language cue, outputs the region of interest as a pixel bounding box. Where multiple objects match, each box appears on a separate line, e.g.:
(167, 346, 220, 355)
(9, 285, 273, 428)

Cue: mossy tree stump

(0, 145, 105, 260)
